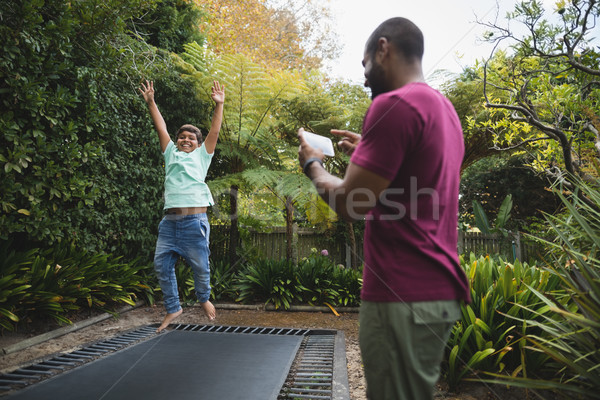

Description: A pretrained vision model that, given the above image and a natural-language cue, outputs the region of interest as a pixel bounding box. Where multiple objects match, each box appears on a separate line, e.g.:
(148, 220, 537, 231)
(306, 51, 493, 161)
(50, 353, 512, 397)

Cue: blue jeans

(153, 213, 211, 314)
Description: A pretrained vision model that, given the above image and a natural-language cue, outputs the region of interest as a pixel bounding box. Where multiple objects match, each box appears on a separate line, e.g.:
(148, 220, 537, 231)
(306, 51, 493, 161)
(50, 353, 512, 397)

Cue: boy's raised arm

(203, 80, 225, 155)
(139, 80, 171, 153)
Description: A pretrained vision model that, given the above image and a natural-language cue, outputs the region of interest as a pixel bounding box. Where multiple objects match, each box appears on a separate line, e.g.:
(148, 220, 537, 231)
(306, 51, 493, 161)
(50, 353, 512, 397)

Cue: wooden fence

(209, 224, 362, 268)
(457, 231, 544, 262)
(209, 225, 544, 267)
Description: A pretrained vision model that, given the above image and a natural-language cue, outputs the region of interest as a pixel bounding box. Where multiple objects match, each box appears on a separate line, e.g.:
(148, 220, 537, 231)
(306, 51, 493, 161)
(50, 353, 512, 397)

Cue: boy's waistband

(164, 207, 207, 215)
(163, 212, 208, 221)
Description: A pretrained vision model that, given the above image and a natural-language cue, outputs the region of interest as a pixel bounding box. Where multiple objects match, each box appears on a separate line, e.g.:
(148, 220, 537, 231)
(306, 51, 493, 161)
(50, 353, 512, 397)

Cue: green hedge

(0, 0, 210, 259)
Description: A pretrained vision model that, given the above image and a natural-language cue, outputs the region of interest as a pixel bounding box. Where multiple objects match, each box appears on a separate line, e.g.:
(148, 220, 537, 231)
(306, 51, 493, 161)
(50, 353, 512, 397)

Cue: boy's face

(176, 131, 199, 153)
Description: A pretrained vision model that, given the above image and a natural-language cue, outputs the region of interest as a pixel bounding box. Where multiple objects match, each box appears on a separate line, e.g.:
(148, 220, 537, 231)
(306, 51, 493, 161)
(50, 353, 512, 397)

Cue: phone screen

(302, 131, 335, 156)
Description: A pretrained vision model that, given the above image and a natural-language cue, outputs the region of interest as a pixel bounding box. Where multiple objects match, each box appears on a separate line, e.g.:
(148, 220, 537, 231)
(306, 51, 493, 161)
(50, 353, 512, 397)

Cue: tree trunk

(346, 221, 358, 269)
(229, 184, 239, 268)
(285, 196, 294, 262)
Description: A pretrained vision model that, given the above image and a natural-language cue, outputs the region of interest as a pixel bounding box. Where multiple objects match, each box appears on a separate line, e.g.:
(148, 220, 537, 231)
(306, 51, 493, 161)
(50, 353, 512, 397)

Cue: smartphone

(302, 131, 335, 157)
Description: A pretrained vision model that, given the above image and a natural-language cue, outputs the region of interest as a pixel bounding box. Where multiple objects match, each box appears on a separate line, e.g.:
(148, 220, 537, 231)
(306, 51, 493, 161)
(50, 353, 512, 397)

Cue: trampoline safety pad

(4, 328, 304, 400)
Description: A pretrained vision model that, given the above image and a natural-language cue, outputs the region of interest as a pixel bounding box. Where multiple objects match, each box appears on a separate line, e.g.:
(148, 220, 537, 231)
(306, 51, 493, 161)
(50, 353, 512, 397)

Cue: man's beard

(367, 61, 388, 100)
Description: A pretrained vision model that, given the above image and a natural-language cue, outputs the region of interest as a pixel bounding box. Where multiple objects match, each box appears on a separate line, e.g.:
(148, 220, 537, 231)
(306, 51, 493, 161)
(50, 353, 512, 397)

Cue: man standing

(298, 17, 471, 400)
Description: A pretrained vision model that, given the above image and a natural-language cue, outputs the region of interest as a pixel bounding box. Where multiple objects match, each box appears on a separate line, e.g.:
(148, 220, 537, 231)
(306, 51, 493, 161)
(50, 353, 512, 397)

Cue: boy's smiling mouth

(178, 141, 196, 151)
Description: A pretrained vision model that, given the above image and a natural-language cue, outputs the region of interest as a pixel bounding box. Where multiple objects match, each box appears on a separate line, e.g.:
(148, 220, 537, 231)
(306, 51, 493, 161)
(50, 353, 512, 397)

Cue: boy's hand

(139, 80, 155, 104)
(211, 80, 225, 104)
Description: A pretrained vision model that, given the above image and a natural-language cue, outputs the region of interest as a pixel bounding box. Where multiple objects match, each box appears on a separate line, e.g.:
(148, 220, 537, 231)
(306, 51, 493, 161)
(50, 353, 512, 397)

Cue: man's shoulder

(378, 83, 454, 116)
(371, 83, 435, 108)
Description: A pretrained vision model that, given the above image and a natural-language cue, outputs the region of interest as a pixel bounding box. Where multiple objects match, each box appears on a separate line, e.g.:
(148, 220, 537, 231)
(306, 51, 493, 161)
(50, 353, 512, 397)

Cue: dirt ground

(0, 304, 542, 400)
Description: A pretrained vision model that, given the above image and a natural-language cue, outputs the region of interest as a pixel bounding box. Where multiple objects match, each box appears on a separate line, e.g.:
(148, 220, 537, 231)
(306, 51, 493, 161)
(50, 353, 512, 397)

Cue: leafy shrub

(232, 252, 362, 309)
(295, 251, 362, 307)
(480, 176, 600, 398)
(296, 253, 339, 306)
(0, 246, 37, 330)
(0, 245, 361, 331)
(234, 259, 304, 310)
(444, 253, 562, 390)
(210, 259, 237, 302)
(331, 265, 362, 307)
(0, 241, 155, 331)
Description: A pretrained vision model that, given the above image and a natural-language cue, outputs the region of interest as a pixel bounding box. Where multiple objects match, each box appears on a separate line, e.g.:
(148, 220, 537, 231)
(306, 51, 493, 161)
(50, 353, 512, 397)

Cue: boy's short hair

(176, 124, 203, 142)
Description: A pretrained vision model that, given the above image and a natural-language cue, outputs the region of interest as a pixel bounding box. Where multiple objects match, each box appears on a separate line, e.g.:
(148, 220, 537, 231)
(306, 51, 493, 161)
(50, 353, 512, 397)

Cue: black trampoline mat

(6, 329, 303, 400)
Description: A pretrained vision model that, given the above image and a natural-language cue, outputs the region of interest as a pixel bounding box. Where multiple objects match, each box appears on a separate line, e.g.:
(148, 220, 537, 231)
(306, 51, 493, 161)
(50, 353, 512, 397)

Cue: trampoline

(1, 324, 349, 400)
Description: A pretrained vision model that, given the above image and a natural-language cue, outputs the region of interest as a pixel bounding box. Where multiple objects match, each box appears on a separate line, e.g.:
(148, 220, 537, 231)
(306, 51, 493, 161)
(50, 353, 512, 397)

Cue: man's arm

(203, 81, 225, 154)
(139, 80, 170, 153)
(299, 128, 391, 221)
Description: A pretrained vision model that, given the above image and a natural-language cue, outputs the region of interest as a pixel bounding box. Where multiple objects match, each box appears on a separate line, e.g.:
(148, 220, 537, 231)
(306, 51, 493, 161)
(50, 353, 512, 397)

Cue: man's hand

(211, 80, 225, 105)
(331, 129, 361, 156)
(298, 128, 324, 168)
(139, 80, 155, 104)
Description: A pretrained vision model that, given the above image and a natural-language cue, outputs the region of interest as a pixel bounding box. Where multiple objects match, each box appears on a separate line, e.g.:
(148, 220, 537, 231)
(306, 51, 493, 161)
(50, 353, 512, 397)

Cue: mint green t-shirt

(163, 141, 214, 209)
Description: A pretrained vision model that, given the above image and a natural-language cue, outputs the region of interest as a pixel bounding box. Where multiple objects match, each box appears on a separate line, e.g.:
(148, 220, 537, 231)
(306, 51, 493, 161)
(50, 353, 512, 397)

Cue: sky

(324, 0, 558, 86)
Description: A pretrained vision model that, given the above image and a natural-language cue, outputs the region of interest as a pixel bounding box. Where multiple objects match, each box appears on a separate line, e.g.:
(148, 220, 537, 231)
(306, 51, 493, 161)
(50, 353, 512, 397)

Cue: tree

(267, 0, 341, 68)
(197, 0, 340, 70)
(478, 0, 600, 187)
(459, 155, 563, 231)
(272, 74, 371, 268)
(129, 0, 206, 54)
(441, 68, 502, 172)
(182, 44, 310, 266)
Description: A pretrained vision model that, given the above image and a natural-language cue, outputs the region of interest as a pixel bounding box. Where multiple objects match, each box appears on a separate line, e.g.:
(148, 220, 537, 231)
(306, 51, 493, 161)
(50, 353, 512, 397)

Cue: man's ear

(376, 37, 390, 60)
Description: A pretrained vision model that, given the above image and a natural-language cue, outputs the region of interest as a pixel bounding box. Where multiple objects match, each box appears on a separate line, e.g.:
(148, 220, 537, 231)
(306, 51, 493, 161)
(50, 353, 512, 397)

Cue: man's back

(350, 82, 470, 303)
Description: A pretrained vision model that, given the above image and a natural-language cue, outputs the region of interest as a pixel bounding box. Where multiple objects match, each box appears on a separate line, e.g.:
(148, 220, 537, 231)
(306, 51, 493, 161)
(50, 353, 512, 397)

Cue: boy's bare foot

(200, 301, 216, 320)
(156, 308, 183, 333)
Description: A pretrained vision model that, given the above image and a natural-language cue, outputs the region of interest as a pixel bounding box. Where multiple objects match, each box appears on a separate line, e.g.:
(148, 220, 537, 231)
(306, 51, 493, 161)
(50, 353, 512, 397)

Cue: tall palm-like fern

(181, 44, 316, 265)
(271, 74, 372, 268)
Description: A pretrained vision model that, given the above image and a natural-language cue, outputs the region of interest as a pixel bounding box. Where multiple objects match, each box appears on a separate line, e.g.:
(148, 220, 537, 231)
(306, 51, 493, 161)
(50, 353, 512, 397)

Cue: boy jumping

(140, 80, 225, 333)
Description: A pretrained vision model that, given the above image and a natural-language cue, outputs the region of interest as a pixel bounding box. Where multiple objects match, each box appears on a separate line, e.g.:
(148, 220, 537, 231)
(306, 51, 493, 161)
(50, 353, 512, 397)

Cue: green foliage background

(0, 0, 210, 259)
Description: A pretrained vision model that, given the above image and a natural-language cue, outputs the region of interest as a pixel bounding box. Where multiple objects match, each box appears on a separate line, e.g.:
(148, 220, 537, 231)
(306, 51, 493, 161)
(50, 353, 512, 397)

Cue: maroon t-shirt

(351, 82, 470, 303)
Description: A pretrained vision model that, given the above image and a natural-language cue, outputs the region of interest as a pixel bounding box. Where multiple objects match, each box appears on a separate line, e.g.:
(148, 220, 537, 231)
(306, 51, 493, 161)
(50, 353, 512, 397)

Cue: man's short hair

(366, 17, 424, 62)
(176, 124, 203, 142)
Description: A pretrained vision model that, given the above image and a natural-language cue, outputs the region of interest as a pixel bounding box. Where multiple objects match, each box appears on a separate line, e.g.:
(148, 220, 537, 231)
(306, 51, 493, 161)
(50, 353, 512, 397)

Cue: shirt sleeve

(163, 140, 175, 158)
(198, 143, 213, 170)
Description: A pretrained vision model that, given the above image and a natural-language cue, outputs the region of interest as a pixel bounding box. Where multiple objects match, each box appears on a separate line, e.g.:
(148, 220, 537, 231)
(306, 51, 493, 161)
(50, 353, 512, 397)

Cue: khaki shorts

(359, 300, 461, 400)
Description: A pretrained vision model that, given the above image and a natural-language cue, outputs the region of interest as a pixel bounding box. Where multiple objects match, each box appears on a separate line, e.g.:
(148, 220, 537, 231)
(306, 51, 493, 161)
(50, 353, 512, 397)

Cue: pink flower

(321, 249, 329, 256)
